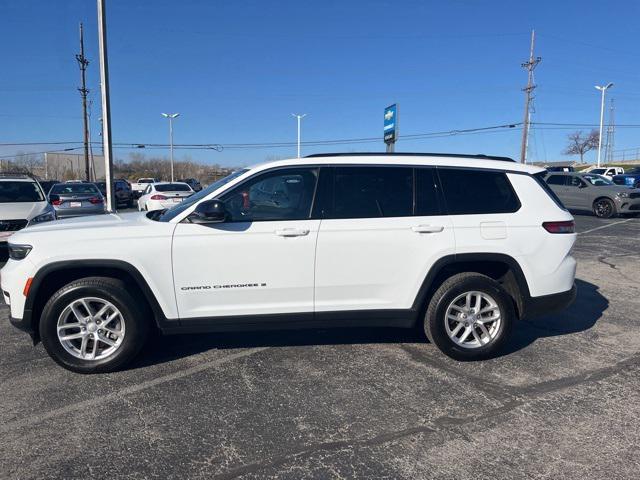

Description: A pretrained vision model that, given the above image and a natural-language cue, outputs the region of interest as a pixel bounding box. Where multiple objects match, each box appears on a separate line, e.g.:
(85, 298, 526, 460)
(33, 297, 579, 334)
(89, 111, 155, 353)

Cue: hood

(0, 201, 49, 221)
(20, 211, 150, 235)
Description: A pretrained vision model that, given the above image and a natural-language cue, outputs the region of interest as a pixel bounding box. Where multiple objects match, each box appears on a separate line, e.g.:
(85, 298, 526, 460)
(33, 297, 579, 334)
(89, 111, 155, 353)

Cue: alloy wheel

(444, 291, 502, 349)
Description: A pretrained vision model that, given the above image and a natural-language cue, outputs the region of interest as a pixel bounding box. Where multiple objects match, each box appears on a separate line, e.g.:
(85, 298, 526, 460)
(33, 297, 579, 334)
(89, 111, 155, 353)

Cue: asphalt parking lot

(1, 214, 639, 479)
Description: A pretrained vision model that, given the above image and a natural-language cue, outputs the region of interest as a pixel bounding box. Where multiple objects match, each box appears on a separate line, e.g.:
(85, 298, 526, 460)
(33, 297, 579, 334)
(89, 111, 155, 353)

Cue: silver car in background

(48, 182, 106, 218)
(545, 172, 640, 218)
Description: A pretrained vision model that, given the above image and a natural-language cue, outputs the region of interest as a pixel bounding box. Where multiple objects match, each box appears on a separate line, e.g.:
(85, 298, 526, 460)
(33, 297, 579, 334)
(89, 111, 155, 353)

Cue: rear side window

(546, 175, 566, 186)
(438, 168, 520, 215)
(330, 167, 413, 218)
(415, 168, 442, 216)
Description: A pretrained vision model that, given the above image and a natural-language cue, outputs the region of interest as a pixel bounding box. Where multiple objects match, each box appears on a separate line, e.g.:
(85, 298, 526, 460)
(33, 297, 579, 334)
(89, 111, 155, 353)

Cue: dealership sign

(384, 104, 398, 144)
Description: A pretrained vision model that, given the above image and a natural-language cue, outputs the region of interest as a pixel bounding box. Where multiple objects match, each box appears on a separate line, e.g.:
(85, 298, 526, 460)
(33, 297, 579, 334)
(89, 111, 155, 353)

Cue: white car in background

(0, 174, 56, 245)
(137, 182, 194, 211)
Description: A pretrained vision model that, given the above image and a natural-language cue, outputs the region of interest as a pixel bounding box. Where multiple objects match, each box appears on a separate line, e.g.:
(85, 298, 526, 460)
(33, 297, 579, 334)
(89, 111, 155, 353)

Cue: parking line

(577, 218, 634, 236)
(0, 347, 268, 435)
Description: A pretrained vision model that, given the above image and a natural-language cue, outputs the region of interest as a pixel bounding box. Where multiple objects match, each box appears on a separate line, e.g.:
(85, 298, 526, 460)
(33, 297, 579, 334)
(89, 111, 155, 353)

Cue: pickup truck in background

(131, 178, 158, 198)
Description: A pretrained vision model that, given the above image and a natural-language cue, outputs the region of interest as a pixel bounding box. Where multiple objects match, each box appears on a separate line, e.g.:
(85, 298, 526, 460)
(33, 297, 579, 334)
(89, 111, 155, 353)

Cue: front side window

(221, 168, 318, 222)
(329, 166, 413, 218)
(0, 181, 45, 203)
(438, 168, 520, 215)
(583, 174, 612, 186)
(568, 176, 585, 188)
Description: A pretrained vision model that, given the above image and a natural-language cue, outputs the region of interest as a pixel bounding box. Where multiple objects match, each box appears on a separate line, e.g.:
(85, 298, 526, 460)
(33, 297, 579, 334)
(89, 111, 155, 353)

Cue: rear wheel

(424, 273, 515, 361)
(593, 198, 616, 218)
(40, 277, 149, 373)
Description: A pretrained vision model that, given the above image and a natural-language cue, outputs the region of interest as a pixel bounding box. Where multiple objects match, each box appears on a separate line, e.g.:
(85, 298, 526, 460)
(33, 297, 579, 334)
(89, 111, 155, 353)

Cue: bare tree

(563, 130, 599, 163)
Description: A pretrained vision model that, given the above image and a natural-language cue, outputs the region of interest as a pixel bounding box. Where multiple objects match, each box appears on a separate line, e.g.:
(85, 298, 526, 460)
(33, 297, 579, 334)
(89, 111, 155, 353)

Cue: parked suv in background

(545, 171, 640, 218)
(2, 153, 577, 373)
(95, 179, 134, 208)
(179, 178, 202, 192)
(0, 174, 56, 258)
(612, 167, 640, 189)
(590, 166, 624, 177)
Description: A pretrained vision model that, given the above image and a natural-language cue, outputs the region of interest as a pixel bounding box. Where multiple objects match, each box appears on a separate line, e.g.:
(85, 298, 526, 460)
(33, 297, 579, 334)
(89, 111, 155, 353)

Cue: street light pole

(291, 113, 306, 158)
(595, 83, 613, 168)
(161, 113, 180, 182)
(97, 0, 115, 212)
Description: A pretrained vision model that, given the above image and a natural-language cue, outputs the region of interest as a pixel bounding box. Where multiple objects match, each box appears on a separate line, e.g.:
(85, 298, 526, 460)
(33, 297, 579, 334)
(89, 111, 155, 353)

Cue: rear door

(313, 165, 455, 314)
(565, 175, 590, 210)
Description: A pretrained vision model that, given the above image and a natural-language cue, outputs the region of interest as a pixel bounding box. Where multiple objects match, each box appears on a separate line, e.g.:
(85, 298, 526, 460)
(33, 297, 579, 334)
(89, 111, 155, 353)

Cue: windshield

(155, 183, 192, 192)
(157, 169, 249, 222)
(590, 169, 605, 175)
(51, 183, 100, 195)
(139, 179, 155, 183)
(0, 181, 45, 203)
(583, 174, 613, 186)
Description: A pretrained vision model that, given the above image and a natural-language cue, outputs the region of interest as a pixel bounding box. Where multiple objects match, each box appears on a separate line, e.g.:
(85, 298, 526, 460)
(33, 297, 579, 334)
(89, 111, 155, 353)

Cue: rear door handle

(275, 228, 310, 237)
(411, 225, 444, 233)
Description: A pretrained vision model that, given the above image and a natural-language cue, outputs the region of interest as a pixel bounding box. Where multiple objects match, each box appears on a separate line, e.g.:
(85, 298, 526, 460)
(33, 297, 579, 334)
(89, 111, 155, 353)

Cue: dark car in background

(612, 167, 640, 189)
(94, 179, 134, 208)
(49, 182, 106, 218)
(38, 180, 59, 196)
(178, 178, 202, 192)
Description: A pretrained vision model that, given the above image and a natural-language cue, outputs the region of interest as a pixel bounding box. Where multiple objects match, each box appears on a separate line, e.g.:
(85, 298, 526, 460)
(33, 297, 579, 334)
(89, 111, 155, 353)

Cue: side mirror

(189, 199, 227, 224)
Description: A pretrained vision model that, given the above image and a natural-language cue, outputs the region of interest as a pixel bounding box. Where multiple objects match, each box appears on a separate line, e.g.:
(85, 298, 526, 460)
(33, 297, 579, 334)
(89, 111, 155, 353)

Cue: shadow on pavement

(131, 278, 607, 369)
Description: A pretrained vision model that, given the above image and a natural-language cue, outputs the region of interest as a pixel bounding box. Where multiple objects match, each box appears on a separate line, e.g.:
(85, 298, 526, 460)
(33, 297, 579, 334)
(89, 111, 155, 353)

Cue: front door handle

(275, 228, 310, 237)
(411, 225, 444, 234)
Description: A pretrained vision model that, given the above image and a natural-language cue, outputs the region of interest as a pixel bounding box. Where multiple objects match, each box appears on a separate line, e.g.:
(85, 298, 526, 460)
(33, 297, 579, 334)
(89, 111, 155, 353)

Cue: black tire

(424, 273, 515, 361)
(39, 277, 149, 373)
(593, 198, 616, 218)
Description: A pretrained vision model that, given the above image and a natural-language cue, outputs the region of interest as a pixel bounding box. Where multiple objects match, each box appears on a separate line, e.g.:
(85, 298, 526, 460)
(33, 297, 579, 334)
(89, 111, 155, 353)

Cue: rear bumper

(522, 283, 577, 319)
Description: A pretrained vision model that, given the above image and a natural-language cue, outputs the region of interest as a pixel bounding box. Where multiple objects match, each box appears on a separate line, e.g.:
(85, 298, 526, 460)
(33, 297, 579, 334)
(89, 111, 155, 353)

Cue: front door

(172, 167, 320, 320)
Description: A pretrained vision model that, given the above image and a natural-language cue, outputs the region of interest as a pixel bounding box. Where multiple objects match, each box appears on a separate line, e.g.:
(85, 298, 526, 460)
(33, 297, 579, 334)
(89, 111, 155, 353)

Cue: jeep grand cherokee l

(1, 153, 577, 373)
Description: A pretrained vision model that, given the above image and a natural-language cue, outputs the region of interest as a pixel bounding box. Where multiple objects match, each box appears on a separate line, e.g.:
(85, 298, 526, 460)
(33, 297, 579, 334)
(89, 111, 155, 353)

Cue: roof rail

(0, 172, 38, 180)
(304, 152, 516, 162)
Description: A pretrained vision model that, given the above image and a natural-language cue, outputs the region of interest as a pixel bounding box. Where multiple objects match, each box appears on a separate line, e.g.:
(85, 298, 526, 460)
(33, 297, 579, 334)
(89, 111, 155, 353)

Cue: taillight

(51, 199, 62, 206)
(88, 197, 104, 204)
(150, 194, 167, 200)
(542, 221, 575, 234)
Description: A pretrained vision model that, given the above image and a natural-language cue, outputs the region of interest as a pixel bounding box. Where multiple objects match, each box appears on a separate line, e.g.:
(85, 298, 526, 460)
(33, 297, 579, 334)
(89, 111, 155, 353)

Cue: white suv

(1, 154, 577, 373)
(0, 174, 56, 246)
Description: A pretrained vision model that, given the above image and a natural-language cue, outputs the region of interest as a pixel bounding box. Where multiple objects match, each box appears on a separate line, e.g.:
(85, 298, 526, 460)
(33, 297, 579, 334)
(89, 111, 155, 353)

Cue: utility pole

(605, 98, 615, 164)
(76, 22, 91, 181)
(595, 83, 614, 168)
(291, 113, 306, 158)
(519, 30, 541, 163)
(97, 0, 115, 211)
(161, 113, 180, 182)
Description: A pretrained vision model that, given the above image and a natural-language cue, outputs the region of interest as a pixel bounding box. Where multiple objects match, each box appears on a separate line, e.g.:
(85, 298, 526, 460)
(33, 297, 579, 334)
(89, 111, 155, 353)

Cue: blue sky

(1, 0, 639, 167)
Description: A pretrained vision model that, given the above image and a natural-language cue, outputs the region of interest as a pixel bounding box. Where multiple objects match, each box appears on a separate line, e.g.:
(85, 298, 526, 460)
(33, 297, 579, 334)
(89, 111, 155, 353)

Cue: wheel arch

(411, 253, 531, 323)
(25, 260, 169, 343)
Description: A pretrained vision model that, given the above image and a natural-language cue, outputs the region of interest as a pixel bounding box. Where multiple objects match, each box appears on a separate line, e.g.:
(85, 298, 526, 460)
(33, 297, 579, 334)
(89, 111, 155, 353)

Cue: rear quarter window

(438, 168, 520, 215)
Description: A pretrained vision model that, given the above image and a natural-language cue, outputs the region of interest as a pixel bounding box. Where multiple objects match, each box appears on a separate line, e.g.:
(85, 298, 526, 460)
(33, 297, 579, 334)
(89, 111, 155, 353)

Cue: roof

(245, 153, 544, 175)
(0, 173, 38, 182)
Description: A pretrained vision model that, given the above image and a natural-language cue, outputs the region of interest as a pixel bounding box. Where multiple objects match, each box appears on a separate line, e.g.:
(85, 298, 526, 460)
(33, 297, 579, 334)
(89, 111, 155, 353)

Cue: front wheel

(40, 277, 149, 373)
(424, 273, 515, 361)
(593, 198, 616, 218)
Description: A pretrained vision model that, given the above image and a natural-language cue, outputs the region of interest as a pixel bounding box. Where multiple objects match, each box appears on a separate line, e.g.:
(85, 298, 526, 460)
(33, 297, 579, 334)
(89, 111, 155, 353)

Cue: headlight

(28, 210, 56, 225)
(8, 244, 32, 260)
(617, 191, 630, 198)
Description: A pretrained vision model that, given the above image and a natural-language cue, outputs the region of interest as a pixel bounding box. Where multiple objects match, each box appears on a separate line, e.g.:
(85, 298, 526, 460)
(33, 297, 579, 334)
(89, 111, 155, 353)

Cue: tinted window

(330, 167, 412, 218)
(155, 183, 192, 192)
(583, 174, 612, 186)
(546, 175, 566, 186)
(438, 169, 520, 215)
(50, 183, 99, 195)
(0, 181, 45, 203)
(221, 168, 318, 221)
(568, 176, 585, 187)
(415, 168, 442, 216)
(534, 172, 566, 210)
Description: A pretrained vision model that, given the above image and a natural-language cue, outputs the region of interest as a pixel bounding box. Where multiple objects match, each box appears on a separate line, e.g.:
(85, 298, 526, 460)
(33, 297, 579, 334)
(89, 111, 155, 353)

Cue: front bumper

(523, 283, 577, 319)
